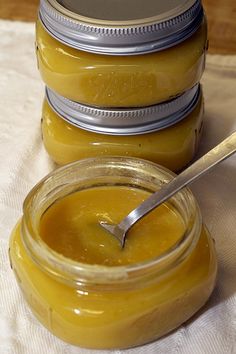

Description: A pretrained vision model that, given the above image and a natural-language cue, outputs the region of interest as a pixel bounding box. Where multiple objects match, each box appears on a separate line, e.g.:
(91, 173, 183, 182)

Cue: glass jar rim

(39, 0, 204, 55)
(21, 157, 202, 288)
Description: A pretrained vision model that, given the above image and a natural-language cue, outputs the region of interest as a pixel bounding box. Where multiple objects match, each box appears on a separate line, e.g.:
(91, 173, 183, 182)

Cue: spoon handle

(119, 131, 236, 232)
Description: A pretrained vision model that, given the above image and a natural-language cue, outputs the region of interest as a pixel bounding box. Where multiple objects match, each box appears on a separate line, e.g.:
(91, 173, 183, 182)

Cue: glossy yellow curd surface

(9, 186, 217, 349)
(42, 95, 203, 171)
(36, 20, 207, 107)
(39, 187, 185, 265)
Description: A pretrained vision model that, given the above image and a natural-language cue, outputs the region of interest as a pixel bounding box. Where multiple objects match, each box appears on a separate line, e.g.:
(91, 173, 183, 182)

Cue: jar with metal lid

(9, 157, 217, 349)
(36, 0, 207, 107)
(42, 84, 204, 171)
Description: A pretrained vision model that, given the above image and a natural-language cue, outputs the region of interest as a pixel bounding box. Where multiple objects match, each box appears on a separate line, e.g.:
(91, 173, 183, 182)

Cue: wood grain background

(0, 0, 236, 54)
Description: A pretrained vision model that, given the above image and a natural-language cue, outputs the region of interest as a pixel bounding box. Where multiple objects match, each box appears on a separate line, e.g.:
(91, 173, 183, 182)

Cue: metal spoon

(100, 131, 236, 247)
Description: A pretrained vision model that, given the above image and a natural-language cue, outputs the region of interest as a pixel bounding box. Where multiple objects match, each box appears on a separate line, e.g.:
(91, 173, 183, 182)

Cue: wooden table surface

(0, 0, 236, 54)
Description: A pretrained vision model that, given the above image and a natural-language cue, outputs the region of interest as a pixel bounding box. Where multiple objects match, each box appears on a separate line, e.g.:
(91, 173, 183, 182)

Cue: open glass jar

(36, 0, 207, 107)
(9, 157, 217, 349)
(42, 84, 204, 171)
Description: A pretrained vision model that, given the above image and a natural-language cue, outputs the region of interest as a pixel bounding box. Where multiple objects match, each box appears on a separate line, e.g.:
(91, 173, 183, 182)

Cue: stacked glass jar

(36, 0, 207, 171)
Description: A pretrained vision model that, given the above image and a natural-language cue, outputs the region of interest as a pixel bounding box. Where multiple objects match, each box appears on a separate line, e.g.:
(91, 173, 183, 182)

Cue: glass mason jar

(9, 157, 217, 349)
(36, 0, 207, 107)
(42, 84, 204, 171)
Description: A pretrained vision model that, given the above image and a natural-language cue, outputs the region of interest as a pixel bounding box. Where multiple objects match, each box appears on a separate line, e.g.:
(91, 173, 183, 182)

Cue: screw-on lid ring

(46, 85, 201, 136)
(39, 0, 204, 55)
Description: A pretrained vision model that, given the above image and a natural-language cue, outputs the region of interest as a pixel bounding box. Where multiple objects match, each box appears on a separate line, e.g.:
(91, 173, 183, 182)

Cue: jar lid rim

(45, 84, 201, 135)
(39, 0, 203, 55)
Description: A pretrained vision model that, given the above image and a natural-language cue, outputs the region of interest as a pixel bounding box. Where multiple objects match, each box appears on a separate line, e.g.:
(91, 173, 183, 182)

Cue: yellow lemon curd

(36, 20, 207, 107)
(39, 188, 185, 265)
(42, 94, 203, 171)
(9, 185, 217, 349)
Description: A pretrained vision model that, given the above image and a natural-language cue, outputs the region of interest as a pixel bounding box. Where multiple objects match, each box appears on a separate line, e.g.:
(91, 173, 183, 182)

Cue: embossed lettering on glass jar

(42, 84, 204, 171)
(36, 0, 207, 107)
(9, 157, 217, 349)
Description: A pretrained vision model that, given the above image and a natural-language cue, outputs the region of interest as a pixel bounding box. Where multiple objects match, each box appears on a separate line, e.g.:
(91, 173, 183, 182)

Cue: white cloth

(0, 20, 236, 354)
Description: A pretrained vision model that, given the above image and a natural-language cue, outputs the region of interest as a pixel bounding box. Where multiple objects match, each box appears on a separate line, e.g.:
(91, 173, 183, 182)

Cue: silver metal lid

(45, 85, 201, 136)
(39, 0, 203, 55)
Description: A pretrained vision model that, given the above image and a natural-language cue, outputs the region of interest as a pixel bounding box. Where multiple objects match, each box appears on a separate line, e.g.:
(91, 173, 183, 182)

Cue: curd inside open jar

(36, 0, 207, 107)
(9, 157, 217, 349)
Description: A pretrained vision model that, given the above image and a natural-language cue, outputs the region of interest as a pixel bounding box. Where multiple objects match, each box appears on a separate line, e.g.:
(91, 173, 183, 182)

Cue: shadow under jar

(9, 157, 217, 349)
(36, 0, 208, 107)
(42, 84, 204, 171)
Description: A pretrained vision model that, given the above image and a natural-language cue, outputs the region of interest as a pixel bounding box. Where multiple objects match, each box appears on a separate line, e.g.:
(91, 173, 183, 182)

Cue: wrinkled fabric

(0, 20, 236, 354)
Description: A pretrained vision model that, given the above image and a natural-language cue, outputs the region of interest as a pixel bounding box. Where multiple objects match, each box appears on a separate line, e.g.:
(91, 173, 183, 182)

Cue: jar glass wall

(41, 89, 204, 171)
(36, 18, 207, 107)
(9, 157, 217, 349)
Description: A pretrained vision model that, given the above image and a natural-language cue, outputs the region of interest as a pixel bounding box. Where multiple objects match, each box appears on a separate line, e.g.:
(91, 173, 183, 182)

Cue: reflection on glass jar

(9, 157, 217, 349)
(36, 0, 207, 107)
(42, 85, 204, 171)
